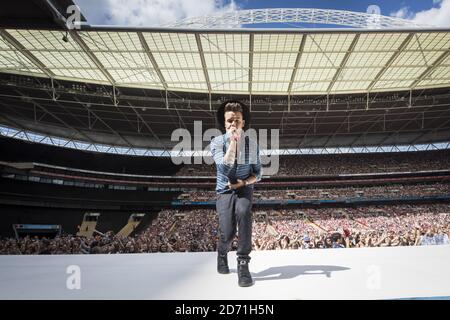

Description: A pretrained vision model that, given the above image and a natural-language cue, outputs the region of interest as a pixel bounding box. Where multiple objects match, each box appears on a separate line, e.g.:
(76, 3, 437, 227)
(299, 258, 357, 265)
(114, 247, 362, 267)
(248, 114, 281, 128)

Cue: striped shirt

(210, 131, 262, 194)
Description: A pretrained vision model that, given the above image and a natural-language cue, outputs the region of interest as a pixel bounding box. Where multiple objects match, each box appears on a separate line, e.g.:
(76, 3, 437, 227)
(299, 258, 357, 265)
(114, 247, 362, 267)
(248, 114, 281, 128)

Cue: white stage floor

(1, 245, 449, 300)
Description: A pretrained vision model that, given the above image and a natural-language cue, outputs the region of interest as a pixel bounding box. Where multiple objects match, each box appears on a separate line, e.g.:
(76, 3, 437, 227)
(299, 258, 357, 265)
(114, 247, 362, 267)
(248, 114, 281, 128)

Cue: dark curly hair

(216, 100, 251, 131)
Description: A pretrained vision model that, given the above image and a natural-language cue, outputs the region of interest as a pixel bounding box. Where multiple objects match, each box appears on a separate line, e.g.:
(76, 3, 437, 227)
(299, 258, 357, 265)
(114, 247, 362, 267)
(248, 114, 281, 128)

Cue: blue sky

(74, 0, 450, 27)
(238, 0, 435, 14)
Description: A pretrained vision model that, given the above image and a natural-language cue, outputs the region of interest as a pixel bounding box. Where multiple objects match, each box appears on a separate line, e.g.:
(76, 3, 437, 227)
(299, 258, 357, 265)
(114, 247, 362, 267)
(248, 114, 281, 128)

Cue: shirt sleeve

(252, 142, 262, 182)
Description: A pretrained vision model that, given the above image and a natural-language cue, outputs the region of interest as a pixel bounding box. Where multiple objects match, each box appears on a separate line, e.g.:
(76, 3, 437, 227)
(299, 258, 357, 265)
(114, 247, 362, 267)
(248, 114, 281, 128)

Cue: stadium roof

(1, 27, 450, 95)
(0, 2, 450, 152)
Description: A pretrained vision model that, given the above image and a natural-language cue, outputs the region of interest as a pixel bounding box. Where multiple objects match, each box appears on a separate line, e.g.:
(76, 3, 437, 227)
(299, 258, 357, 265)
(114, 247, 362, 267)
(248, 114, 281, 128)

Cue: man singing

(210, 100, 262, 287)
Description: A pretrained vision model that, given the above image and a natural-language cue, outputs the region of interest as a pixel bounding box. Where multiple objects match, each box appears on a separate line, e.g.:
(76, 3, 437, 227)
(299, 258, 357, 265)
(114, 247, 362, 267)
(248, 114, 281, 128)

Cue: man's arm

(228, 174, 256, 190)
(223, 139, 237, 165)
(250, 142, 262, 183)
(210, 135, 236, 177)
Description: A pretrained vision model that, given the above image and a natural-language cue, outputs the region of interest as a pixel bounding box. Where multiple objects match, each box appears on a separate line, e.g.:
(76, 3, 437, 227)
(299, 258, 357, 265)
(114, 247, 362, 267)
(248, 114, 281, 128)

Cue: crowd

(175, 150, 450, 177)
(178, 183, 450, 201)
(274, 151, 450, 176)
(1, 204, 449, 255)
(253, 205, 450, 250)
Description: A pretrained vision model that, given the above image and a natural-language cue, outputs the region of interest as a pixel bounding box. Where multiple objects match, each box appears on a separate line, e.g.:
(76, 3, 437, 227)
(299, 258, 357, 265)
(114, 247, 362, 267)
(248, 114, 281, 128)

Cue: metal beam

(375, 90, 431, 145)
(71, 96, 134, 147)
(167, 8, 431, 29)
(12, 87, 147, 149)
(28, 76, 135, 147)
(0, 104, 87, 149)
(248, 34, 254, 94)
(278, 109, 286, 134)
(11, 90, 96, 144)
(65, 71, 142, 139)
(323, 111, 355, 147)
(410, 49, 450, 89)
(376, 112, 423, 145)
(0, 30, 55, 78)
(175, 108, 189, 131)
(69, 31, 116, 85)
(131, 107, 167, 151)
(409, 109, 450, 144)
(195, 34, 212, 93)
(101, 84, 150, 134)
(346, 109, 448, 147)
(125, 93, 166, 150)
(297, 110, 319, 148)
(79, 84, 139, 131)
(327, 34, 360, 93)
(0, 103, 34, 131)
(288, 34, 306, 94)
(42, 0, 76, 30)
(324, 110, 384, 147)
(29, 77, 98, 130)
(349, 114, 385, 147)
(367, 33, 414, 92)
(137, 32, 168, 90)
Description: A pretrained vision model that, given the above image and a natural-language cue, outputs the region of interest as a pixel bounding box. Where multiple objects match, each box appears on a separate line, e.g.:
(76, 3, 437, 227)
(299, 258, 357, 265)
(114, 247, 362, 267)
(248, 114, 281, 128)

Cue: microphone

(228, 160, 238, 185)
(229, 177, 238, 184)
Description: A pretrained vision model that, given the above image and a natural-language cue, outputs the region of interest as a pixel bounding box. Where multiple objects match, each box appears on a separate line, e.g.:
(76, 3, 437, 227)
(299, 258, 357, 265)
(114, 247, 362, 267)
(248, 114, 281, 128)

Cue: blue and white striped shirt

(210, 131, 262, 194)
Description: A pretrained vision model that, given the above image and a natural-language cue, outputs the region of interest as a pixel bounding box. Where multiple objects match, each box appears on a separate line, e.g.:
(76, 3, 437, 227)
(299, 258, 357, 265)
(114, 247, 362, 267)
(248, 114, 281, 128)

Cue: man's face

(224, 111, 245, 133)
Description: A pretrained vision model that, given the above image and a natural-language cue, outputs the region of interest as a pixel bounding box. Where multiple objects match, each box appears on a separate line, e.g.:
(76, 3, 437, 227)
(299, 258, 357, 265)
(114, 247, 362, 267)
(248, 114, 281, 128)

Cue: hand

(229, 128, 242, 142)
(227, 179, 245, 190)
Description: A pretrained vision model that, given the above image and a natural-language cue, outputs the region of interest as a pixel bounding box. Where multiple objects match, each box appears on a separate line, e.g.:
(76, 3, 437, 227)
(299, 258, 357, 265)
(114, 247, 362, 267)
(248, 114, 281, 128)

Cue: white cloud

(74, 0, 239, 26)
(412, 0, 450, 27)
(391, 0, 450, 27)
(390, 7, 414, 20)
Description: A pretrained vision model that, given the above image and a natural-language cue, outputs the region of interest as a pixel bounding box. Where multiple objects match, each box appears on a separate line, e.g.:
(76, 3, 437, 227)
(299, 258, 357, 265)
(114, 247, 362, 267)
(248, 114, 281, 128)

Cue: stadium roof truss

(1, 27, 450, 95)
(1, 124, 450, 156)
(166, 8, 433, 29)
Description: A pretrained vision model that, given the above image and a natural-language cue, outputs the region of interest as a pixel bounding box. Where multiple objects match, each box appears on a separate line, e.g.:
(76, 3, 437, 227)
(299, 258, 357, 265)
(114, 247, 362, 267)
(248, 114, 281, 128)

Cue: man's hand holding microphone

(229, 128, 243, 142)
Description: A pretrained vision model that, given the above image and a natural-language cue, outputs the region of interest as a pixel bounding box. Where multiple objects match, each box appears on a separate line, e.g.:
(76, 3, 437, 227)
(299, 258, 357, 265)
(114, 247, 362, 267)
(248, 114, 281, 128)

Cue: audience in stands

(1, 204, 449, 254)
(175, 150, 450, 177)
(178, 183, 450, 202)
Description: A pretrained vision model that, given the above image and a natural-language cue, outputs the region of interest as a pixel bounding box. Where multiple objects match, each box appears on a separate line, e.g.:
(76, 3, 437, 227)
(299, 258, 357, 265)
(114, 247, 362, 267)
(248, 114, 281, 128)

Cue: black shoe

(217, 254, 229, 274)
(237, 260, 254, 287)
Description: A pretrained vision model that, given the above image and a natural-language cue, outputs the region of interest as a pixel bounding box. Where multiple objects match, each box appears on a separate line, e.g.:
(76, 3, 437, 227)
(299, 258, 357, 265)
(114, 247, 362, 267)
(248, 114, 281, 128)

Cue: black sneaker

(237, 260, 254, 287)
(217, 254, 229, 274)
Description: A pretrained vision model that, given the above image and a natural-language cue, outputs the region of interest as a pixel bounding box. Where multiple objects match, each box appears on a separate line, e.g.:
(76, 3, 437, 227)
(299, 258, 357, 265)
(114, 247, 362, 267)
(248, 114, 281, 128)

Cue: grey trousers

(216, 186, 253, 262)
